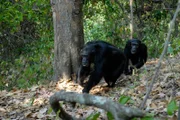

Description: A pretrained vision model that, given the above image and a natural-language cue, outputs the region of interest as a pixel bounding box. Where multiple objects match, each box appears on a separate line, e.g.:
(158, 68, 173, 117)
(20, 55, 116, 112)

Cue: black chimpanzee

(76, 40, 126, 93)
(124, 39, 147, 75)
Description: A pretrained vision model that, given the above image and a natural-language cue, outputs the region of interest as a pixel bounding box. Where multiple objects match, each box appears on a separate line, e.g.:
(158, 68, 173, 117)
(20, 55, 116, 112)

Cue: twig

(49, 90, 145, 120)
(140, 0, 180, 109)
(178, 101, 180, 120)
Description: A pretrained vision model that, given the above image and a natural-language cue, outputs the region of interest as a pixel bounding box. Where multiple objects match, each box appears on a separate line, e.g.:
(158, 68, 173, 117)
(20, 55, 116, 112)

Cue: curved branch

(49, 90, 145, 120)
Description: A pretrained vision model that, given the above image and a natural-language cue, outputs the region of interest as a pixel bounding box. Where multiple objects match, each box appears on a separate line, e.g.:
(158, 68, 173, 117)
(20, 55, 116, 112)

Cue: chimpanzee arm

(124, 41, 132, 75)
(82, 63, 103, 93)
(76, 66, 90, 85)
(134, 58, 145, 69)
(124, 57, 131, 74)
(134, 44, 147, 69)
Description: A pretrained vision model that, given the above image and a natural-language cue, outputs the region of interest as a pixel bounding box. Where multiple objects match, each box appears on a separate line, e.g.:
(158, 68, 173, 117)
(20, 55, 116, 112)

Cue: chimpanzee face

(130, 40, 141, 54)
(80, 45, 95, 67)
(81, 52, 90, 67)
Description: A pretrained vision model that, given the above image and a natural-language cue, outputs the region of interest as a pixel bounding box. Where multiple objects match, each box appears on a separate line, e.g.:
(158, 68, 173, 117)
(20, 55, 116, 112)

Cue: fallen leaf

(39, 107, 47, 114)
(24, 110, 32, 117)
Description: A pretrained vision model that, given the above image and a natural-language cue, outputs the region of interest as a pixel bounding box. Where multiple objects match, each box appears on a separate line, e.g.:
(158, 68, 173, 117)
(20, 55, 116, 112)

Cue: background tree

(51, 0, 84, 81)
(130, 0, 134, 39)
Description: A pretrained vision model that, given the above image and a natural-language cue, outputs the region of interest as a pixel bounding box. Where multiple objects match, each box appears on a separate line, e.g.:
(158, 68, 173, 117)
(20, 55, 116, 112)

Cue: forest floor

(0, 55, 180, 120)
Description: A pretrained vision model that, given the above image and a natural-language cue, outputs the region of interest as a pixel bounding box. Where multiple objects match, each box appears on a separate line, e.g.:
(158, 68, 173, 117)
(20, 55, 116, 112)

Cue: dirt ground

(0, 55, 180, 120)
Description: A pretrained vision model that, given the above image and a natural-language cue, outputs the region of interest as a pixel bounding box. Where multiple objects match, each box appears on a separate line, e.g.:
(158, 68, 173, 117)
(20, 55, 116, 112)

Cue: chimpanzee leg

(104, 62, 125, 87)
(82, 70, 103, 93)
(103, 75, 112, 87)
(112, 63, 126, 86)
(124, 59, 132, 75)
(104, 75, 119, 87)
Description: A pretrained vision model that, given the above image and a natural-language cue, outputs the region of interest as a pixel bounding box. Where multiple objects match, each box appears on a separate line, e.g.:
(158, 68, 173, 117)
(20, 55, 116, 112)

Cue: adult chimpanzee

(76, 40, 126, 93)
(124, 39, 147, 75)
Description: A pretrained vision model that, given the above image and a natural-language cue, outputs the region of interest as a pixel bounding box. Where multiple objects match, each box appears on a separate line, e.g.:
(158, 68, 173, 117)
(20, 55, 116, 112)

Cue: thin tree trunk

(130, 0, 134, 39)
(51, 0, 84, 81)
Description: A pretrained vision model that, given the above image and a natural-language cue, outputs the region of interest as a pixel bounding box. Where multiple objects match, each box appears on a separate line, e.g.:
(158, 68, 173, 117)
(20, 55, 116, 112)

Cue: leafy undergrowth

(0, 56, 180, 120)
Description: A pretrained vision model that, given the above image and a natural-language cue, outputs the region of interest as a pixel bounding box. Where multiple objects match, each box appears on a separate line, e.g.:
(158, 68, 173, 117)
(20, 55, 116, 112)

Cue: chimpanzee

(76, 40, 126, 93)
(124, 39, 147, 75)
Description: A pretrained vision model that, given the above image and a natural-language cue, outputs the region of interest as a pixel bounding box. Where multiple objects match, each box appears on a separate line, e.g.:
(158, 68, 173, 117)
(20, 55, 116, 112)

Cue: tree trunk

(51, 0, 84, 81)
(130, 0, 134, 39)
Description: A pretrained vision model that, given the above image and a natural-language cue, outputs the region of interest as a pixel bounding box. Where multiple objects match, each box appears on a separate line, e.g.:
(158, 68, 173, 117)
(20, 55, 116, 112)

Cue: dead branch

(178, 101, 180, 120)
(49, 90, 145, 120)
(140, 0, 180, 109)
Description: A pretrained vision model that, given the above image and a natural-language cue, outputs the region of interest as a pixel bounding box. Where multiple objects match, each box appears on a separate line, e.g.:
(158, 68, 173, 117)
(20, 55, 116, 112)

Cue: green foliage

(0, 0, 53, 90)
(83, 0, 179, 58)
(86, 112, 100, 120)
(0, 0, 51, 33)
(167, 43, 174, 55)
(170, 37, 180, 55)
(152, 10, 167, 21)
(55, 110, 61, 120)
(140, 116, 154, 120)
(47, 107, 53, 114)
(119, 95, 131, 105)
(0, 0, 52, 60)
(133, 116, 154, 120)
(133, 113, 155, 120)
(83, 1, 128, 47)
(0, 33, 53, 90)
(167, 99, 178, 115)
(107, 111, 114, 120)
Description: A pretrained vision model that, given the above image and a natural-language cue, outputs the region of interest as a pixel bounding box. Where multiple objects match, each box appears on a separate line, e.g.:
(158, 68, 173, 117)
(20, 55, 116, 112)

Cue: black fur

(124, 39, 147, 75)
(76, 40, 126, 93)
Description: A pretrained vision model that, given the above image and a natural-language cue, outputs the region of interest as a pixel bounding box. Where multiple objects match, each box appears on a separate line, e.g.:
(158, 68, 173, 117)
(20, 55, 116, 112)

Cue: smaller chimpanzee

(76, 40, 126, 93)
(124, 39, 147, 75)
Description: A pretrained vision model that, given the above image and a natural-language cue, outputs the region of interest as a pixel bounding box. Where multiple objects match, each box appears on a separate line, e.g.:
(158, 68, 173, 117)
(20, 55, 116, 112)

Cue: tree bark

(51, 0, 84, 81)
(49, 90, 145, 120)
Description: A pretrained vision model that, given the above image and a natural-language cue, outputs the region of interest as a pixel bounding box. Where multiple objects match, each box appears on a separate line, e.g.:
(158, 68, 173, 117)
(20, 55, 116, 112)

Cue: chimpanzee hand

(124, 68, 132, 75)
(130, 66, 134, 72)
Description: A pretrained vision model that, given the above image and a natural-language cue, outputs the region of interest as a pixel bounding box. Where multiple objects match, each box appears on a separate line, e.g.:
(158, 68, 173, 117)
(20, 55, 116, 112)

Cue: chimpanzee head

(80, 43, 97, 67)
(130, 39, 141, 54)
